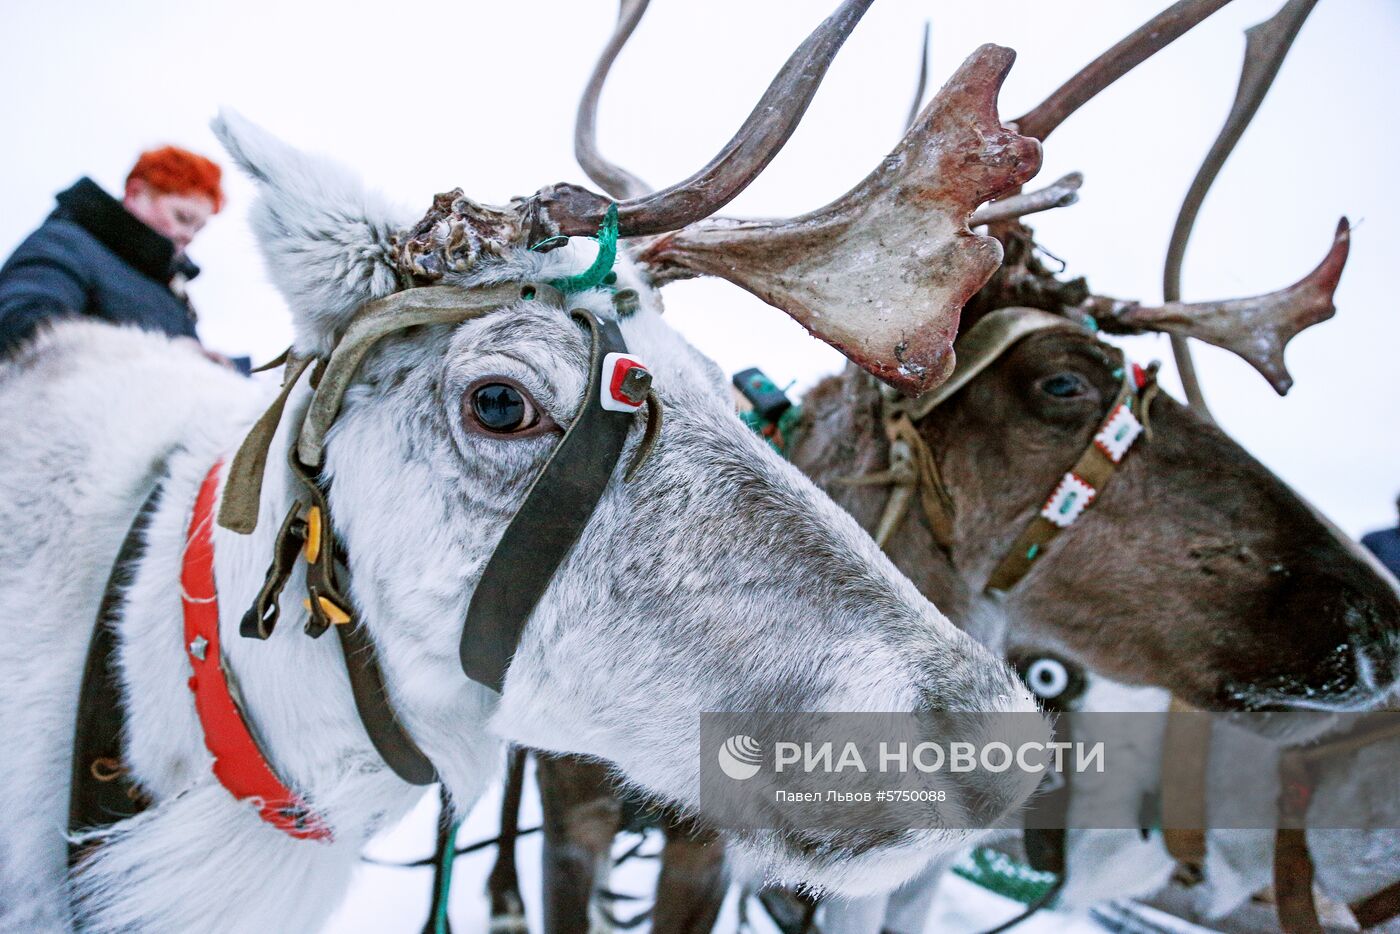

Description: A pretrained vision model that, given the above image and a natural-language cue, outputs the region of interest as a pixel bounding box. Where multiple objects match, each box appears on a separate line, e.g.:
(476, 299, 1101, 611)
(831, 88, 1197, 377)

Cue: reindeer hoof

(488, 892, 527, 934)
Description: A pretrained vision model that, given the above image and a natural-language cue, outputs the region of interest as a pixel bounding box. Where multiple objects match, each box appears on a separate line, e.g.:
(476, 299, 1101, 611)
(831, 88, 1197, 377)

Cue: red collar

(181, 460, 331, 841)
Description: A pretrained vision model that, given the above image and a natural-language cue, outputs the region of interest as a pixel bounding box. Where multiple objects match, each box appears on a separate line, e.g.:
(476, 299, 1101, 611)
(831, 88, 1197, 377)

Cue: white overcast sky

(2, 0, 1398, 538)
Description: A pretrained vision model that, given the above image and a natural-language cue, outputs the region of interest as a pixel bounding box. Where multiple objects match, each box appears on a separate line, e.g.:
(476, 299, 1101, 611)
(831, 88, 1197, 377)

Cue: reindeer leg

(650, 814, 727, 934)
(536, 753, 624, 934)
(487, 746, 529, 933)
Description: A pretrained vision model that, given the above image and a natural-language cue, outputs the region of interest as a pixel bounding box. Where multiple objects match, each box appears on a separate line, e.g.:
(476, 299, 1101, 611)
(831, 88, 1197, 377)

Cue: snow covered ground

(324, 761, 1107, 934)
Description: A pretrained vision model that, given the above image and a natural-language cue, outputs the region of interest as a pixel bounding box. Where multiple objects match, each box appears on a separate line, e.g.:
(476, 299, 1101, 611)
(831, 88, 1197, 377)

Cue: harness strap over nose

(461, 309, 645, 693)
(984, 364, 1151, 592)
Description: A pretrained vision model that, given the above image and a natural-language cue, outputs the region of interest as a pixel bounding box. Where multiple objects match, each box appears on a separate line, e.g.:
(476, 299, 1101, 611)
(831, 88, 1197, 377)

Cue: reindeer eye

(1038, 373, 1089, 398)
(465, 380, 542, 435)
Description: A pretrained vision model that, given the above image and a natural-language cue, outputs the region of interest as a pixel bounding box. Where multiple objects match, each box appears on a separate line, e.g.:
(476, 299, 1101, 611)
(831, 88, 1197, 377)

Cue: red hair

(126, 146, 225, 213)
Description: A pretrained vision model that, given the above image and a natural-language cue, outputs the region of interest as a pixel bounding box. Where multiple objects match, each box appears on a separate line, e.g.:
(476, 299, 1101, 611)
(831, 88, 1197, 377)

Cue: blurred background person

(0, 145, 239, 367)
(1361, 493, 1400, 579)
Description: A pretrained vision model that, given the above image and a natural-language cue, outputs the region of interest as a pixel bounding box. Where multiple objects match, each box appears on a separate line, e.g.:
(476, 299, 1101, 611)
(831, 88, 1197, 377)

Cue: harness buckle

(89, 756, 127, 782)
(304, 592, 352, 628)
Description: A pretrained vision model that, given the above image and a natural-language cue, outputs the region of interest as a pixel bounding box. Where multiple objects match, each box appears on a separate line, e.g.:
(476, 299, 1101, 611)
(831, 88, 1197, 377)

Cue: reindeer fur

(0, 114, 1039, 932)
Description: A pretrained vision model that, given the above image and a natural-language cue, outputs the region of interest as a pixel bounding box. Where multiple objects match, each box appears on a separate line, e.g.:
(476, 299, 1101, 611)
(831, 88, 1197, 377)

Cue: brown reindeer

(484, 1, 1400, 931)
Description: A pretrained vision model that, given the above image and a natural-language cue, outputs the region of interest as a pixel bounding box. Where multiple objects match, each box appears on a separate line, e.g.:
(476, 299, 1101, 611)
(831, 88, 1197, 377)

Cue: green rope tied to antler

(549, 203, 619, 294)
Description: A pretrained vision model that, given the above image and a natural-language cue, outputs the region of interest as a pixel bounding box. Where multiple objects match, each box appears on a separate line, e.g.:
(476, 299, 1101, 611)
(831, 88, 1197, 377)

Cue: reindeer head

(796, 0, 1399, 720)
(208, 0, 1055, 893)
(908, 279, 1400, 716)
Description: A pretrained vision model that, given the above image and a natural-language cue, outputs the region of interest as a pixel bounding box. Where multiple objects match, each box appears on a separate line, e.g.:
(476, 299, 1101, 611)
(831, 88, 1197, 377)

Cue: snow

(325, 760, 1108, 934)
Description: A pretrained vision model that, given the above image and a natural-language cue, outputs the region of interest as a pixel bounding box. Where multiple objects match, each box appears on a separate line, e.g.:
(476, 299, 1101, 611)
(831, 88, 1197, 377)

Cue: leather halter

(864, 307, 1157, 593)
(69, 471, 167, 864)
(463, 309, 641, 692)
(214, 280, 655, 790)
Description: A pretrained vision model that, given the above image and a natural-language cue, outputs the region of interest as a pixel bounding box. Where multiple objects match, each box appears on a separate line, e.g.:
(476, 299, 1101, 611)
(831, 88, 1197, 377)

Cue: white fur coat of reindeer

(0, 112, 1042, 932)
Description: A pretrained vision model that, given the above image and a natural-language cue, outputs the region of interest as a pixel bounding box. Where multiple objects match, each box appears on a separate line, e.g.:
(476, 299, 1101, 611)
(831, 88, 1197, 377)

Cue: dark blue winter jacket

(0, 177, 201, 357)
(1361, 526, 1400, 580)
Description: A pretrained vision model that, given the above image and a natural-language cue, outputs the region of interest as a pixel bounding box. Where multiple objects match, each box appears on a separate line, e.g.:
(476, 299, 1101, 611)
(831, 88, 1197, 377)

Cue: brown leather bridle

(860, 307, 1158, 593)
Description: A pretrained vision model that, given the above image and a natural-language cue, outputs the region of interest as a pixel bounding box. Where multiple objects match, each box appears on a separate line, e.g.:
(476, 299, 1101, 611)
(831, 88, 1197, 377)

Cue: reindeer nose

(1329, 563, 1400, 695)
(1259, 569, 1400, 707)
(1346, 588, 1400, 694)
(1352, 633, 1400, 694)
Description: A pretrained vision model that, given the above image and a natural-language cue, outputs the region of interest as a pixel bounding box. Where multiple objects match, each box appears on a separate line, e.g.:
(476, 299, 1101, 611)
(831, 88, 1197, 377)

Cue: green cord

(549, 203, 619, 294)
(432, 819, 462, 934)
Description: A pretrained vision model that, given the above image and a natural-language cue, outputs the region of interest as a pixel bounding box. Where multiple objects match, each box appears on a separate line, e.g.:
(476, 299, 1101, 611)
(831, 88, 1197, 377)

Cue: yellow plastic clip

(302, 595, 351, 626)
(303, 506, 323, 564)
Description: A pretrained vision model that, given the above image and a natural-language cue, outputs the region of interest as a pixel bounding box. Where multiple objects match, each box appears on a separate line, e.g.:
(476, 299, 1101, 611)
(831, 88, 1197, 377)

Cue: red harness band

(182, 460, 330, 841)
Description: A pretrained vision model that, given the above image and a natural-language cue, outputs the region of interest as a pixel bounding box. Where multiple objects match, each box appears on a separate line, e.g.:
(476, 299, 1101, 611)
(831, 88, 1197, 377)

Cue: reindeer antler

(1011, 0, 1237, 143)
(636, 47, 1039, 394)
(971, 172, 1082, 227)
(530, 0, 877, 239)
(398, 0, 876, 281)
(1162, 0, 1323, 413)
(1085, 218, 1348, 395)
(575, 0, 652, 202)
(574, 3, 1040, 395)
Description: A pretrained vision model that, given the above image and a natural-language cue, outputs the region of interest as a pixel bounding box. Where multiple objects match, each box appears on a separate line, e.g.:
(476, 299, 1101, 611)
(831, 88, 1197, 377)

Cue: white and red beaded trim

(1093, 403, 1143, 464)
(1040, 473, 1096, 528)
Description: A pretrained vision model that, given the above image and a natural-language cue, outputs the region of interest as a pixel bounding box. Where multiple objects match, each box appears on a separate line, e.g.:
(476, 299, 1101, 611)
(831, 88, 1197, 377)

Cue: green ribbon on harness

(740, 404, 803, 457)
(548, 203, 619, 294)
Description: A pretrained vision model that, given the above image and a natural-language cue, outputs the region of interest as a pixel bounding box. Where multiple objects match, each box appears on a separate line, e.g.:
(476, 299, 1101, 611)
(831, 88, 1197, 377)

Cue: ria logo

(718, 734, 763, 781)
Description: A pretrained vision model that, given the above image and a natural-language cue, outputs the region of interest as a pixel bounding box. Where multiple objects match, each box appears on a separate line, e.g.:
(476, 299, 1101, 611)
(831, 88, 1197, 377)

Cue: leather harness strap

(1274, 715, 1400, 932)
(250, 449, 441, 786)
(462, 309, 645, 693)
(183, 461, 330, 840)
(1354, 879, 1400, 930)
(840, 409, 955, 551)
(69, 471, 168, 866)
(985, 365, 1154, 593)
(1274, 750, 1322, 934)
(1160, 697, 1210, 880)
(336, 611, 440, 787)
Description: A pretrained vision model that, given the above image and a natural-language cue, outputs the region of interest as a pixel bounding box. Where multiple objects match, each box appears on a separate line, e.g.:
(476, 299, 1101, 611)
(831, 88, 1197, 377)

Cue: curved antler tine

(639, 45, 1041, 395)
(575, 0, 653, 201)
(1163, 0, 1323, 412)
(971, 172, 1082, 226)
(1013, 0, 1236, 142)
(1089, 218, 1349, 395)
(531, 0, 876, 239)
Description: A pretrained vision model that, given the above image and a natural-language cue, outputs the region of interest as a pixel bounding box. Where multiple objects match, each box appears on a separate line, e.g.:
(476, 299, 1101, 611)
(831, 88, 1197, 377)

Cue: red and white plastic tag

(600, 352, 651, 412)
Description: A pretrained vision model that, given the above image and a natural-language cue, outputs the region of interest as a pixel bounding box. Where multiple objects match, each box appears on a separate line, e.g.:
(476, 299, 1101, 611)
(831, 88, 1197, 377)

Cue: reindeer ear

(211, 109, 410, 356)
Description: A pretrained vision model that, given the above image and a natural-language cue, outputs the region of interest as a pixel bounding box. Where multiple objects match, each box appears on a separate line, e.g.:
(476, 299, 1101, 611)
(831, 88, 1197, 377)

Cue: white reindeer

(0, 77, 1052, 934)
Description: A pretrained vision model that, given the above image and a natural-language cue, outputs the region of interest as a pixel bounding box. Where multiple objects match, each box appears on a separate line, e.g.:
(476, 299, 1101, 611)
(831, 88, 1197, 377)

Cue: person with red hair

(0, 145, 231, 362)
